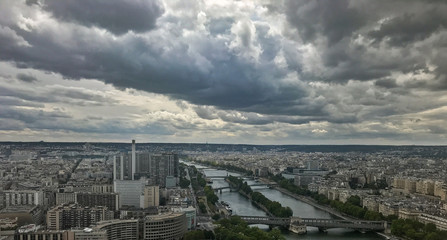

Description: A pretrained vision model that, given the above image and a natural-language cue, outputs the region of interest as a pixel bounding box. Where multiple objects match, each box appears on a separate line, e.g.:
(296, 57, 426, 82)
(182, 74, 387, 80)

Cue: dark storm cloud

(1, 0, 447, 140)
(278, 0, 446, 84)
(368, 8, 447, 46)
(0, 105, 174, 135)
(43, 0, 164, 35)
(16, 73, 37, 83)
(0, 85, 115, 106)
(284, 0, 365, 45)
(0, 10, 311, 117)
(375, 79, 398, 89)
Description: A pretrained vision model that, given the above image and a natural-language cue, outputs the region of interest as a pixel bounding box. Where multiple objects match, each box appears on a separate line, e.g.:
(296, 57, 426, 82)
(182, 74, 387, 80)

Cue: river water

(191, 164, 384, 240)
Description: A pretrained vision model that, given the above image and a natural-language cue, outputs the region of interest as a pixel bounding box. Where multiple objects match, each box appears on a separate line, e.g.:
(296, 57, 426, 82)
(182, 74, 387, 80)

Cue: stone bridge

(238, 215, 387, 232)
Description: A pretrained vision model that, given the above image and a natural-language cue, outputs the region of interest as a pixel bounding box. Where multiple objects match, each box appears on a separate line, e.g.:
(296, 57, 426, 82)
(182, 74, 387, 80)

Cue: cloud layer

(0, 0, 446, 144)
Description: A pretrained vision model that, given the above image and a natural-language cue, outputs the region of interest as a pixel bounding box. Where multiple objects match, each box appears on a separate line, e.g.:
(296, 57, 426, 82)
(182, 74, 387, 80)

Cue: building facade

(143, 212, 187, 240)
(47, 204, 113, 231)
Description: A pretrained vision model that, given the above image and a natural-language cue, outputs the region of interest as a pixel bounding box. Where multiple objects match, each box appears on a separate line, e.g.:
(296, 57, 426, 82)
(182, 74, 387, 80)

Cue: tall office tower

(46, 204, 114, 230)
(113, 140, 138, 180)
(113, 142, 179, 186)
(135, 153, 179, 187)
(132, 139, 136, 180)
(142, 186, 159, 208)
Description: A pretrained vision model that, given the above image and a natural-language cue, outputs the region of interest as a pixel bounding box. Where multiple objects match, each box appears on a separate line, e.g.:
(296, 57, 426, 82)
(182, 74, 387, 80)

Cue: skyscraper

(113, 140, 179, 187)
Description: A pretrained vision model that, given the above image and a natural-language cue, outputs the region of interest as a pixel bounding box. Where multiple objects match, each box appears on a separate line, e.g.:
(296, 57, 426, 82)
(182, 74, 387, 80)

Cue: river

(190, 163, 384, 239)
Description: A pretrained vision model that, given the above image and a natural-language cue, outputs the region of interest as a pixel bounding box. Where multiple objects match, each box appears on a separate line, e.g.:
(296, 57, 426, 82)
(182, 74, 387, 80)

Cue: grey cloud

(375, 79, 398, 89)
(193, 106, 218, 120)
(0, 105, 70, 124)
(43, 0, 164, 35)
(0, 105, 174, 135)
(0, 96, 44, 108)
(208, 17, 233, 36)
(0, 85, 116, 106)
(1, 0, 447, 143)
(16, 73, 37, 83)
(368, 8, 447, 46)
(284, 0, 365, 45)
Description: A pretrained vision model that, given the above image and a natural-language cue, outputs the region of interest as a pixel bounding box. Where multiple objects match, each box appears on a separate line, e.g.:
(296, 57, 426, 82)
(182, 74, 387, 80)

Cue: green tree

(184, 230, 206, 240)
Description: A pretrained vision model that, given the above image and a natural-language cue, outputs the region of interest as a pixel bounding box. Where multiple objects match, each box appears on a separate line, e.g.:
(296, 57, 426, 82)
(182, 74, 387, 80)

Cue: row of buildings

(15, 211, 187, 240)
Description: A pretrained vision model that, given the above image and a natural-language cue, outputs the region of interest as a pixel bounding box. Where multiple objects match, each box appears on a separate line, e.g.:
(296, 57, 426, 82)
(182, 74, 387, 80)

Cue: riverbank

(266, 182, 352, 220)
(225, 178, 275, 217)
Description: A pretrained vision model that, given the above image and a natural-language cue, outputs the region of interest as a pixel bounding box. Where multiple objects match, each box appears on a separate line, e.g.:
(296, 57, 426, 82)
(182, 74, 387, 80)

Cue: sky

(0, 0, 447, 145)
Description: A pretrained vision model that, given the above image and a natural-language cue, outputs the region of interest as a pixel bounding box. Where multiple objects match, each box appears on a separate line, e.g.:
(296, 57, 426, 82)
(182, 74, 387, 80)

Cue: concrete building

(15, 226, 107, 240)
(378, 202, 399, 217)
(418, 213, 447, 231)
(94, 219, 139, 240)
(362, 197, 379, 212)
(3, 190, 43, 207)
(404, 178, 417, 194)
(294, 174, 321, 187)
(56, 192, 77, 205)
(143, 212, 187, 240)
(76, 192, 120, 211)
(15, 228, 67, 240)
(393, 177, 406, 189)
(142, 186, 159, 208)
(307, 160, 320, 170)
(113, 140, 179, 187)
(47, 204, 114, 230)
(0, 217, 17, 230)
(172, 207, 196, 230)
(91, 184, 114, 193)
(69, 228, 108, 240)
(114, 178, 147, 208)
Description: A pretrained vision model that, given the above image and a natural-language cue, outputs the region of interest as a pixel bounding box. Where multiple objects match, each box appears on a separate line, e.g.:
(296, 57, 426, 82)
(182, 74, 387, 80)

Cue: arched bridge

(238, 216, 387, 232)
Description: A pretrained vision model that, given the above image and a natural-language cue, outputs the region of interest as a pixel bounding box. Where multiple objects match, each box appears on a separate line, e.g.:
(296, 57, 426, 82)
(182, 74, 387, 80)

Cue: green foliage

(179, 177, 191, 188)
(212, 213, 221, 221)
(184, 230, 206, 240)
(215, 216, 284, 240)
(347, 195, 361, 207)
(198, 202, 207, 214)
(204, 185, 219, 204)
(390, 218, 447, 240)
(197, 173, 207, 187)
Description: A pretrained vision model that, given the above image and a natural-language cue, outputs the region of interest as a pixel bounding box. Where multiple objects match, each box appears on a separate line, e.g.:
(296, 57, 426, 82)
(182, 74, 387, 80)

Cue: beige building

(47, 204, 113, 231)
(143, 186, 159, 208)
(362, 197, 379, 212)
(418, 214, 447, 231)
(393, 177, 406, 189)
(143, 212, 187, 240)
(378, 202, 398, 217)
(404, 178, 417, 194)
(55, 192, 77, 205)
(94, 219, 139, 240)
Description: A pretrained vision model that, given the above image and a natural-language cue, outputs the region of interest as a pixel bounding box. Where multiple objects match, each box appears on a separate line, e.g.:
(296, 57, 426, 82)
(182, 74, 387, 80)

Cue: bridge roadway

(237, 215, 387, 231)
(213, 183, 277, 191)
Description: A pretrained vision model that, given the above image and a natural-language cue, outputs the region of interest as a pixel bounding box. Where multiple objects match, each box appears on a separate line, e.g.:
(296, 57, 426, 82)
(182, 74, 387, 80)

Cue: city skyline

(1, 0, 447, 145)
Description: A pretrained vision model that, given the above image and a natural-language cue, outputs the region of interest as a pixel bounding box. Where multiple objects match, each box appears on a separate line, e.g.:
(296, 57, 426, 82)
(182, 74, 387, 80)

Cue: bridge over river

(237, 215, 388, 233)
